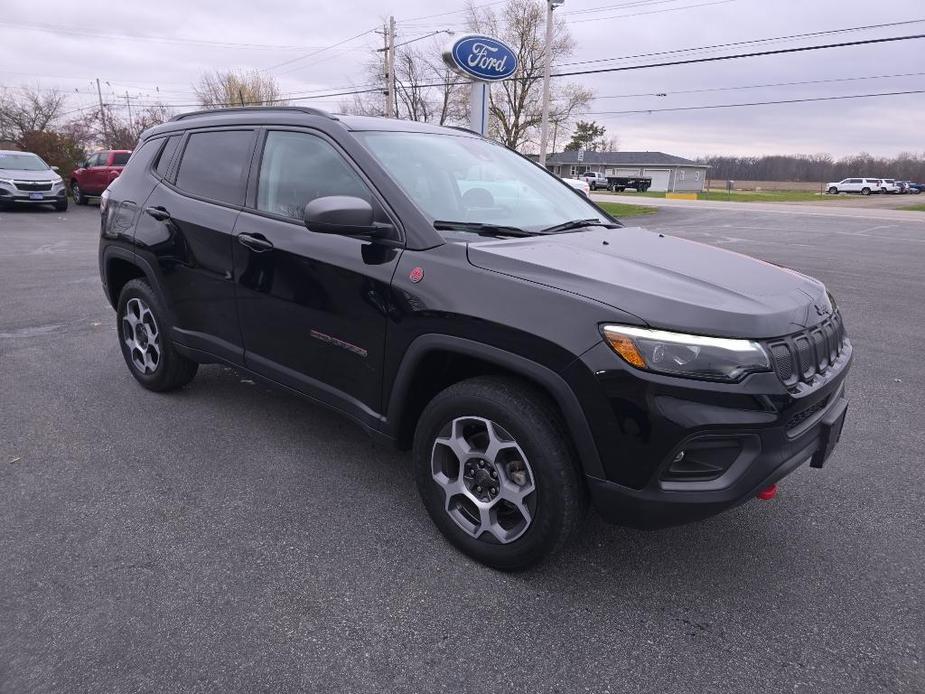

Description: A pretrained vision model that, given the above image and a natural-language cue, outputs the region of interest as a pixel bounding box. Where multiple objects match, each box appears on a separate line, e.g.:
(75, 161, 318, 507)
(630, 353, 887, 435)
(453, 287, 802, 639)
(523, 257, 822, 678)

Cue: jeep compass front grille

(767, 311, 847, 389)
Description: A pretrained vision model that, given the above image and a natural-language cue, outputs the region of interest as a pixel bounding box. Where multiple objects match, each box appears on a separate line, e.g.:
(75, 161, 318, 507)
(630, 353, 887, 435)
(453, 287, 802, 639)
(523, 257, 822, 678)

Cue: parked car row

(826, 177, 922, 195)
(0, 148, 132, 211)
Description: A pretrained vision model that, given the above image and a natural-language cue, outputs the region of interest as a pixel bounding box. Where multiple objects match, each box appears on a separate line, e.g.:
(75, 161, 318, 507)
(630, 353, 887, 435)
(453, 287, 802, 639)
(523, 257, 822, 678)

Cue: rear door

(86, 152, 108, 193)
(133, 127, 257, 364)
(232, 128, 402, 419)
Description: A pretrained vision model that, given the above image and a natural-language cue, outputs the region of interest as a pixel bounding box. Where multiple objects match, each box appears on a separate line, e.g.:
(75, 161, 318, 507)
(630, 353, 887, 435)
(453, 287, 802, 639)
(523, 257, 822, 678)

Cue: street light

(538, 0, 564, 169)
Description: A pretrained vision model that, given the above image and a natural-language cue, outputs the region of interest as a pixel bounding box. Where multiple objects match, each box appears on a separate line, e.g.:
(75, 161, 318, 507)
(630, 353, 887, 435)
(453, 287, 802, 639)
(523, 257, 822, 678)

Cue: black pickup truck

(98, 107, 852, 570)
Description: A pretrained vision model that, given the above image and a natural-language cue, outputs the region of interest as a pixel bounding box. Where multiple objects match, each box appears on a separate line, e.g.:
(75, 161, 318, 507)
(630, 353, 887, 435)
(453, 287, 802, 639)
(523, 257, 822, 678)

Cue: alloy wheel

(122, 297, 161, 374)
(431, 416, 536, 544)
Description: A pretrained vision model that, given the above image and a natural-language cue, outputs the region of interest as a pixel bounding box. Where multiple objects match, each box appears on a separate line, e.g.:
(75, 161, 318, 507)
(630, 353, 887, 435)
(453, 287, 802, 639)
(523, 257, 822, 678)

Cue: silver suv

(0, 150, 68, 211)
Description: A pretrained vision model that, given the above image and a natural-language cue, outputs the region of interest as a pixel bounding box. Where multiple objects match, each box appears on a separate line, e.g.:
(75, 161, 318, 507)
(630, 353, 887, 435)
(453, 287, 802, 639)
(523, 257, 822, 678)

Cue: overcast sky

(1, 0, 922, 158)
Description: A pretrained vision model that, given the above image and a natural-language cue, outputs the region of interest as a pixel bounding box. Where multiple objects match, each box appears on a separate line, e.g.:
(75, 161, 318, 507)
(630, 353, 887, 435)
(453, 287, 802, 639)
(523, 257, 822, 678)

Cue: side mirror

(304, 195, 388, 237)
(51, 165, 60, 172)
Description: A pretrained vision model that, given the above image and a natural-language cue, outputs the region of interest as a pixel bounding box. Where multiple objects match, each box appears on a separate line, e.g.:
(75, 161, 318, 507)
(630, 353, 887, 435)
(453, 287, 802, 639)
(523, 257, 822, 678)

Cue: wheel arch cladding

(105, 257, 146, 306)
(386, 334, 606, 479)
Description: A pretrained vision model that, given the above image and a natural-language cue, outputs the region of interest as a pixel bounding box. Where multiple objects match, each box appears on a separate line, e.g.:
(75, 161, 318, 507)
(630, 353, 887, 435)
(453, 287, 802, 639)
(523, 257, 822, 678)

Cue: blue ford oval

(448, 35, 518, 81)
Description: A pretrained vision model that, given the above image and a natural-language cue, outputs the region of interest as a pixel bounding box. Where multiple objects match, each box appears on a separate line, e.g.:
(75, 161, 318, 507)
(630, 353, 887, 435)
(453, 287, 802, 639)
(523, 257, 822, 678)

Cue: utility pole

(538, 0, 564, 168)
(95, 78, 108, 147)
(386, 16, 396, 118)
(125, 91, 134, 132)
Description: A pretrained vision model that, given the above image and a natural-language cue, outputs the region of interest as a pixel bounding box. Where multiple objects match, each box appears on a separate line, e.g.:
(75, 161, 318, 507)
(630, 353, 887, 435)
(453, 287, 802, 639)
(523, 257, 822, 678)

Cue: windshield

(356, 131, 613, 233)
(0, 152, 49, 171)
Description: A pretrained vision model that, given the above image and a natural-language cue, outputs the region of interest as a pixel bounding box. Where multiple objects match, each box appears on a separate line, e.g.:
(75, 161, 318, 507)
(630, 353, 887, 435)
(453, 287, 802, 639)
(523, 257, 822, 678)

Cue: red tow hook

(756, 483, 778, 501)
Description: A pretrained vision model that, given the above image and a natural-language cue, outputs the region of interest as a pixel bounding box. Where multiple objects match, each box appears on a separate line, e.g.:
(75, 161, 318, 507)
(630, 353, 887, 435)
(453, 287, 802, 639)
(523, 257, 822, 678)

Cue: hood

(0, 168, 59, 182)
(466, 226, 829, 339)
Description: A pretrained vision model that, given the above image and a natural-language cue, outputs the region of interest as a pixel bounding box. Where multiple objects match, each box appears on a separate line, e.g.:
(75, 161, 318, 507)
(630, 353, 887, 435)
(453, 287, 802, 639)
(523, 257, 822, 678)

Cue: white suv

(877, 179, 899, 194)
(826, 178, 881, 195)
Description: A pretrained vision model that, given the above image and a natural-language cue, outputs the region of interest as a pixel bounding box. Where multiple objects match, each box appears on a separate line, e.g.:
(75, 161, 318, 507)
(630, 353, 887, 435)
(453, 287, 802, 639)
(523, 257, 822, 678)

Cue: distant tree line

(696, 153, 925, 182)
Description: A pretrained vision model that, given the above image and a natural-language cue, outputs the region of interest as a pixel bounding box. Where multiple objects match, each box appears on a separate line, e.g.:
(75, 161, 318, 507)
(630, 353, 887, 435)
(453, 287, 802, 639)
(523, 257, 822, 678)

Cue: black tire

(413, 376, 587, 571)
(828, 186, 838, 195)
(116, 279, 198, 392)
(861, 187, 871, 195)
(54, 197, 68, 212)
(71, 181, 87, 205)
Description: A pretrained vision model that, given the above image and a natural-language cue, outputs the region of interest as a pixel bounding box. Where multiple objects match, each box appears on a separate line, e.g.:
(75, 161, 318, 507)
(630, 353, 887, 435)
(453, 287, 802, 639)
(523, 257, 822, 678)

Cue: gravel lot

(1, 203, 922, 693)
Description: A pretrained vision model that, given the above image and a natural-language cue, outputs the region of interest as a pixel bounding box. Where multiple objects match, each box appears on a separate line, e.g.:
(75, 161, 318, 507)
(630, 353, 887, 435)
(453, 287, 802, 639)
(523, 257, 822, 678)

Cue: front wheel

(117, 279, 198, 392)
(413, 376, 587, 571)
(861, 187, 871, 195)
(828, 186, 838, 195)
(71, 182, 87, 205)
(54, 197, 68, 212)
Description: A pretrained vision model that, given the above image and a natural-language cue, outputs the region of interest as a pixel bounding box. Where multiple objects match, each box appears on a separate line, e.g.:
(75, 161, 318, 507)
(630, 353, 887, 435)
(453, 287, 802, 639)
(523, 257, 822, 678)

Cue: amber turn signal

(602, 329, 647, 368)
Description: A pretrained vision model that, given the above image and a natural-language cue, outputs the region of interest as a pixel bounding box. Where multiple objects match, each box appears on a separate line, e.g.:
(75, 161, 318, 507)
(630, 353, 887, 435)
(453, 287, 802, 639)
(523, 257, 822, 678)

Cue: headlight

(601, 324, 771, 382)
(51, 175, 63, 184)
(0, 178, 13, 186)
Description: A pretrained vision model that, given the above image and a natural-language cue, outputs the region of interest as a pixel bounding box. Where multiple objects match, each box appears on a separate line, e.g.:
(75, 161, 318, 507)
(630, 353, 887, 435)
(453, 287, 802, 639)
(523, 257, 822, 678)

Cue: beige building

(545, 151, 711, 193)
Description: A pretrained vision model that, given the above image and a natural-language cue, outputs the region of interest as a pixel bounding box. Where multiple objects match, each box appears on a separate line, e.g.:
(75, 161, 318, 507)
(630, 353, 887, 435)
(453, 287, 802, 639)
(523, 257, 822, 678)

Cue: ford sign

(443, 34, 518, 82)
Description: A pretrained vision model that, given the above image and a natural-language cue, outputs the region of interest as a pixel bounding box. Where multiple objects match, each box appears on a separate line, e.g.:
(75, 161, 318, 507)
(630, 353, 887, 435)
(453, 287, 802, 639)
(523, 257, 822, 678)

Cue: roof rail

(445, 125, 482, 136)
(170, 106, 335, 122)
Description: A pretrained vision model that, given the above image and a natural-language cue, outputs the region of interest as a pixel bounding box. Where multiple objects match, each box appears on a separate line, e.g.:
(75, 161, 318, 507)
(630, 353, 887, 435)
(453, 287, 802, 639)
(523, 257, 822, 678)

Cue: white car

(562, 177, 591, 197)
(878, 179, 899, 194)
(826, 178, 881, 195)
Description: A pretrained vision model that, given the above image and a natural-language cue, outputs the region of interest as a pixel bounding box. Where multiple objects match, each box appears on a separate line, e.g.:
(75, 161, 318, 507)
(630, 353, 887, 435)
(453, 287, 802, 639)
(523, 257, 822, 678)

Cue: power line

(566, 0, 712, 16)
(0, 20, 345, 51)
(592, 70, 925, 99)
(99, 31, 925, 109)
(582, 89, 925, 115)
(552, 33, 925, 78)
(567, 0, 737, 24)
(262, 28, 378, 74)
(558, 18, 925, 67)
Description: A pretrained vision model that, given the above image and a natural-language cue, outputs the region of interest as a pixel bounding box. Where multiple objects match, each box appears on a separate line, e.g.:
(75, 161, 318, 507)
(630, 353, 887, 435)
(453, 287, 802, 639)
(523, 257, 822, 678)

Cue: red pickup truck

(69, 149, 132, 204)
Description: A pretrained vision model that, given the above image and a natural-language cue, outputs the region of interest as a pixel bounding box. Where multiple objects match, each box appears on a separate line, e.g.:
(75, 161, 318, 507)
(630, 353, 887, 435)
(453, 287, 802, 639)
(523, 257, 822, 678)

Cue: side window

(256, 130, 371, 220)
(111, 152, 131, 166)
(175, 129, 255, 205)
(88, 153, 103, 167)
(153, 135, 182, 179)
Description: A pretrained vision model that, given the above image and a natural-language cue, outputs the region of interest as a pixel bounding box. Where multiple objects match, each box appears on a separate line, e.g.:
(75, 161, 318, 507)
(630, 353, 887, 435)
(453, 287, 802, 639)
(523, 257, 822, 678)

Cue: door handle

(237, 233, 274, 252)
(144, 206, 171, 221)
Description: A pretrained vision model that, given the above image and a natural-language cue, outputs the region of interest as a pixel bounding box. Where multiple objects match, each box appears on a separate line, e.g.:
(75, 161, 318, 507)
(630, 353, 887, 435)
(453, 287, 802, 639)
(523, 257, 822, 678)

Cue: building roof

(546, 150, 707, 167)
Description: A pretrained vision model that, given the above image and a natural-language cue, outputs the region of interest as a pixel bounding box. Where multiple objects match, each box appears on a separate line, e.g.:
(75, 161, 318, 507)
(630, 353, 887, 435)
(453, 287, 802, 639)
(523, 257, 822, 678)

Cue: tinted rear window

(153, 135, 181, 179)
(174, 130, 254, 205)
(111, 152, 131, 166)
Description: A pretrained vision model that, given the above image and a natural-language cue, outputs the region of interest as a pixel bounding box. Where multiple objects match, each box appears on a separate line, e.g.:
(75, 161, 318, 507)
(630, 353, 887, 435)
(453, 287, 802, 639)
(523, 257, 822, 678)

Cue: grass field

(903, 204, 925, 212)
(597, 201, 659, 217)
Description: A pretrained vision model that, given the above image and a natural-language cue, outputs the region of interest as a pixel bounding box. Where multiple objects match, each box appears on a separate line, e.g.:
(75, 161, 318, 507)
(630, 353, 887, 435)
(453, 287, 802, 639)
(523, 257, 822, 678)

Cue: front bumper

(567, 337, 852, 529)
(0, 185, 66, 204)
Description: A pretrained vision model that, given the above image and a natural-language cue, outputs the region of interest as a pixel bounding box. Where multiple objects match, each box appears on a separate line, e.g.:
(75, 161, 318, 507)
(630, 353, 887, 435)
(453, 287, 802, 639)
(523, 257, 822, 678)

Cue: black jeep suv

(99, 107, 851, 569)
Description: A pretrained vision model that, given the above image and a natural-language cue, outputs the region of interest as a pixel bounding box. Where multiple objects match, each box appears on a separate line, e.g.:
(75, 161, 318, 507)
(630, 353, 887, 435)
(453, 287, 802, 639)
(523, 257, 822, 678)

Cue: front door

(232, 129, 402, 421)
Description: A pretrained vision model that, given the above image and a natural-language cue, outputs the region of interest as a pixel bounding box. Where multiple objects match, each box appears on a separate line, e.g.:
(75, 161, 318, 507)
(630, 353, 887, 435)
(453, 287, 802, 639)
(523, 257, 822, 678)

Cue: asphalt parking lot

(1, 203, 923, 693)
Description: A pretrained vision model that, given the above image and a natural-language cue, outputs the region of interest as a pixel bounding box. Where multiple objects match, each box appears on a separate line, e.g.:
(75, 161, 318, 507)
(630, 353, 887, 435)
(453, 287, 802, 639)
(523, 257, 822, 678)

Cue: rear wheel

(116, 279, 197, 392)
(71, 182, 87, 205)
(413, 376, 587, 571)
(861, 187, 871, 195)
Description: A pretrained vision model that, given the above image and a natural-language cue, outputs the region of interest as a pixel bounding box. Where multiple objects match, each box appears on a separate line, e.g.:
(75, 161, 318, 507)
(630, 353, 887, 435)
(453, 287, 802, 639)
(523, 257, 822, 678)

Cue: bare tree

(67, 101, 174, 149)
(0, 86, 68, 146)
(466, 0, 592, 152)
(193, 69, 285, 108)
(342, 38, 467, 126)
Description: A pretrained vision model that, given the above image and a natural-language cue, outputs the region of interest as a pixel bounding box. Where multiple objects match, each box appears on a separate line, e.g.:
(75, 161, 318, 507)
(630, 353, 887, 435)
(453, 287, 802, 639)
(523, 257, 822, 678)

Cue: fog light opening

(756, 483, 778, 501)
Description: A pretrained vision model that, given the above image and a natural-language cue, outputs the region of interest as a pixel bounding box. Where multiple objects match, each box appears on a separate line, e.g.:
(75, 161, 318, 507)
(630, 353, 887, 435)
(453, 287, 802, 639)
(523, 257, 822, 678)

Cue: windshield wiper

(433, 220, 535, 238)
(540, 218, 619, 233)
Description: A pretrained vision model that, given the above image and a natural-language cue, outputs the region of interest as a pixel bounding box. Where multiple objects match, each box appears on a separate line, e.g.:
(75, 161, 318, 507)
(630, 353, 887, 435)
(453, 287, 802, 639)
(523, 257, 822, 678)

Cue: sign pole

(470, 82, 489, 136)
